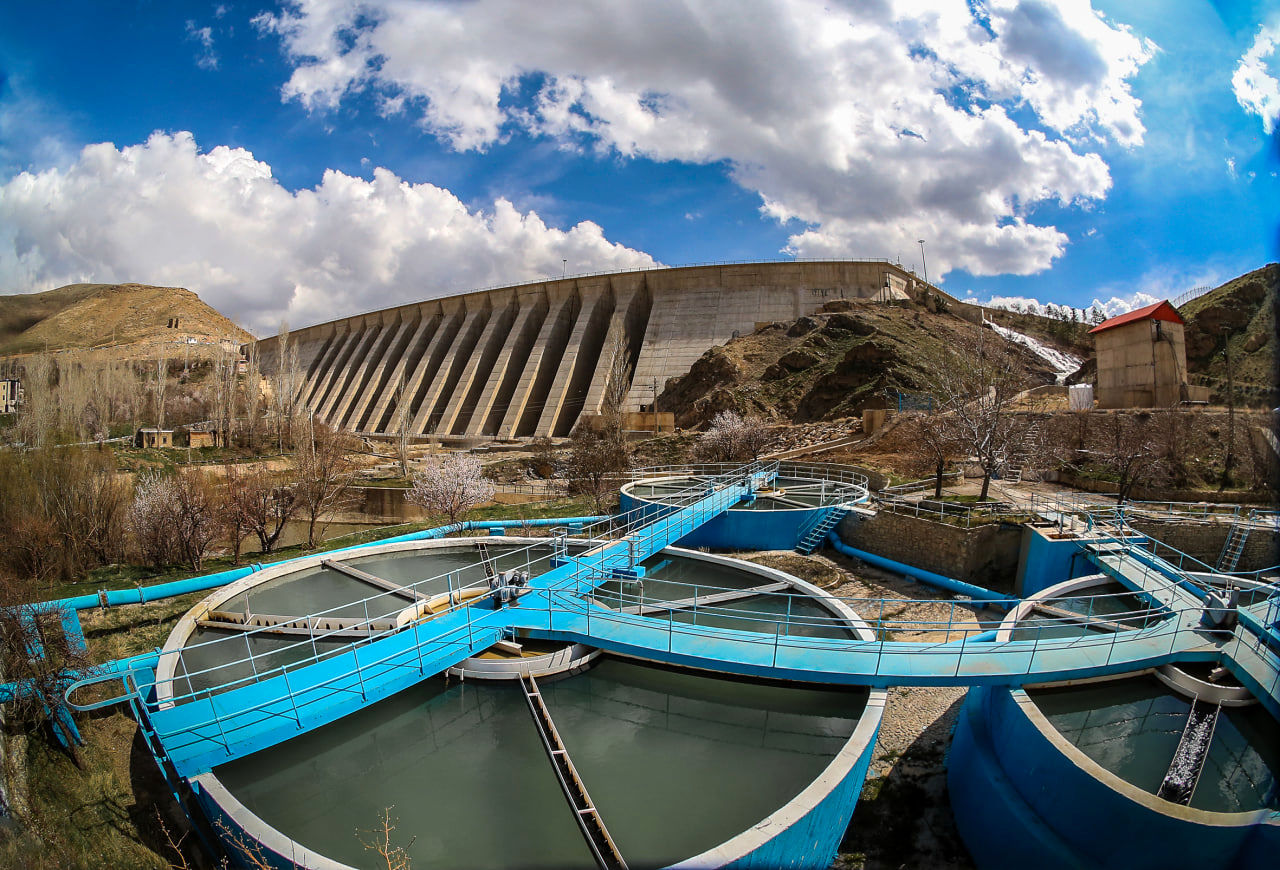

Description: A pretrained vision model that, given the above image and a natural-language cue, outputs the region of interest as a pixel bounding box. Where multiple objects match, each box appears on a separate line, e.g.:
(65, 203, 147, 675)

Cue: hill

(1179, 264, 1277, 406)
(0, 283, 251, 357)
(657, 298, 1075, 427)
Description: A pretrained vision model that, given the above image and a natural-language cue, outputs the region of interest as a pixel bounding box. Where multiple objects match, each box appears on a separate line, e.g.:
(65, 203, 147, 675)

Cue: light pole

(917, 239, 928, 286)
(562, 259, 567, 278)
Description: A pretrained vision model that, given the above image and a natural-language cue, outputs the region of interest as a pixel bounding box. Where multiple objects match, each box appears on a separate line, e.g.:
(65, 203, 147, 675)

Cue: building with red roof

(1088, 300, 1205, 408)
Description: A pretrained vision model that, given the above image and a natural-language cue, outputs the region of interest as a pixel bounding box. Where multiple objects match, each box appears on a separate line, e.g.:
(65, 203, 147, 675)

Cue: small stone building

(0, 378, 20, 415)
(135, 428, 174, 448)
(1088, 300, 1206, 409)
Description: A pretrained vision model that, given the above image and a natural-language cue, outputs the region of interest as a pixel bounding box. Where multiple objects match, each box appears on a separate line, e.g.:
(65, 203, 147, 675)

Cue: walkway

(75, 462, 1280, 779)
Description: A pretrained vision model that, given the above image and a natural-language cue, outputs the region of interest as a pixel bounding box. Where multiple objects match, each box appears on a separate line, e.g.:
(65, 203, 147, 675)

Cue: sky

(0, 0, 1276, 335)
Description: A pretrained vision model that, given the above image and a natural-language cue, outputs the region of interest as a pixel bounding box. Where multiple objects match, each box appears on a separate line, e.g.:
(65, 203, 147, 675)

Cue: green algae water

(215, 657, 867, 869)
(1030, 676, 1280, 813)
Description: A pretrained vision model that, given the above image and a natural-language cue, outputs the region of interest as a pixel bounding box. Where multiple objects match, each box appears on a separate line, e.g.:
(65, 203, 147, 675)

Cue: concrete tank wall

(948, 684, 1280, 870)
(256, 261, 920, 439)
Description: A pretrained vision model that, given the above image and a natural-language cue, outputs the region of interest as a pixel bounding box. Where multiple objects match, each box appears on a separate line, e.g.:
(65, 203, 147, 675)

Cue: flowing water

(1030, 675, 1280, 813)
(985, 319, 1082, 383)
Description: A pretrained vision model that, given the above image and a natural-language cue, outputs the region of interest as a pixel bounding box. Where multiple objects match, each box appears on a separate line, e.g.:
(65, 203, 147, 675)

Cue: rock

(823, 312, 876, 336)
(787, 316, 821, 337)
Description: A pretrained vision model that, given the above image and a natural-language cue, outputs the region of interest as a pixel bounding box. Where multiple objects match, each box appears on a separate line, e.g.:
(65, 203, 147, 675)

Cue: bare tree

(0, 576, 95, 764)
(171, 470, 221, 572)
(234, 465, 301, 554)
(242, 343, 263, 451)
(19, 353, 57, 447)
(295, 422, 359, 548)
(901, 413, 966, 498)
(217, 462, 255, 565)
(271, 321, 302, 452)
(211, 350, 239, 448)
(1091, 412, 1163, 502)
(910, 332, 1033, 500)
(153, 357, 169, 430)
(406, 453, 495, 523)
(565, 425, 629, 514)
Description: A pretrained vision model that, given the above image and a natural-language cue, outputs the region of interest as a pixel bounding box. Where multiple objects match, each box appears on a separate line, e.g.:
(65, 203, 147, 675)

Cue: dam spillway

(255, 260, 918, 439)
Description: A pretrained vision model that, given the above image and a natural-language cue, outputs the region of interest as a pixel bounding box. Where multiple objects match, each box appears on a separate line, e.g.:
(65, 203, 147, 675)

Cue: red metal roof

(1088, 300, 1183, 334)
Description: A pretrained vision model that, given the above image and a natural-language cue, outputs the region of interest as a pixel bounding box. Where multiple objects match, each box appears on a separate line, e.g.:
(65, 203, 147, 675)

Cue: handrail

(137, 463, 766, 708)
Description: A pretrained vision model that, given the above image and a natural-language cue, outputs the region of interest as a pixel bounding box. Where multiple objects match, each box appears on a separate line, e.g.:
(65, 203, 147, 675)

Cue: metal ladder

(520, 674, 628, 870)
(796, 505, 850, 555)
(475, 541, 498, 580)
(1216, 519, 1251, 572)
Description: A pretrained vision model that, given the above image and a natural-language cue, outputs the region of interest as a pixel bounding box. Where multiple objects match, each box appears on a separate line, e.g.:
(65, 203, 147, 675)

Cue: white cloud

(185, 21, 219, 70)
(1233, 22, 1280, 134)
(0, 132, 657, 333)
(253, 0, 1154, 282)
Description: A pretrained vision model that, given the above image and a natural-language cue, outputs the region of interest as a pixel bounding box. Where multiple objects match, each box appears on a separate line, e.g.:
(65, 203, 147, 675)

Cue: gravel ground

(740, 549, 986, 870)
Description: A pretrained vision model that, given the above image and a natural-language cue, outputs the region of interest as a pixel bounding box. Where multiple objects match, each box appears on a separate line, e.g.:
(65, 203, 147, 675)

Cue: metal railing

(78, 463, 771, 713)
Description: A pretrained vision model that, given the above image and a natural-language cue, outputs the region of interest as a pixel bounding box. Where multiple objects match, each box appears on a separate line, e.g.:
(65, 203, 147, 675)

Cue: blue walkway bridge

(60, 462, 1280, 781)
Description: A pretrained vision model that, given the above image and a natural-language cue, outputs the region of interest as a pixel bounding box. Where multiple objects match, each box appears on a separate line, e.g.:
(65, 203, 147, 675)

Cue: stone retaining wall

(834, 510, 1023, 592)
(1128, 517, 1279, 573)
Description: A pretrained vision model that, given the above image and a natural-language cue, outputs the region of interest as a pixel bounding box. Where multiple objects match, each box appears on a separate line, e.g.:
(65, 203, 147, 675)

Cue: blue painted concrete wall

(724, 714, 882, 870)
(948, 685, 1280, 870)
(620, 491, 819, 551)
(1016, 530, 1097, 597)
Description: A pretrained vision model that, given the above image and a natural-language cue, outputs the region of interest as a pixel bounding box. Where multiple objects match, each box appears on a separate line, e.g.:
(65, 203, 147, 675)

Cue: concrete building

(255, 260, 919, 439)
(135, 428, 174, 448)
(0, 378, 20, 415)
(1088, 300, 1205, 409)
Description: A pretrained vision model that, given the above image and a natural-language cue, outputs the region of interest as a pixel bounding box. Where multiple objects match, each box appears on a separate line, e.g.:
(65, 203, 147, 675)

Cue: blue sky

(0, 0, 1276, 333)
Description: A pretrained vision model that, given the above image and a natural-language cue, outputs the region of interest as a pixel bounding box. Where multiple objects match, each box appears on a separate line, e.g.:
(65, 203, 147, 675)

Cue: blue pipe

(825, 531, 1011, 604)
(38, 516, 609, 614)
(942, 629, 999, 645)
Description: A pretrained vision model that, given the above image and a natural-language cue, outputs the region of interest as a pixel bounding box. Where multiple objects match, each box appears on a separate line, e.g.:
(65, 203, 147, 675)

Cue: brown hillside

(1179, 263, 1277, 406)
(0, 283, 251, 357)
(658, 298, 1069, 428)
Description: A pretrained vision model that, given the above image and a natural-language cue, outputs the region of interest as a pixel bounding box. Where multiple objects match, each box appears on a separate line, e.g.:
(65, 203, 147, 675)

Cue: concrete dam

(257, 260, 919, 439)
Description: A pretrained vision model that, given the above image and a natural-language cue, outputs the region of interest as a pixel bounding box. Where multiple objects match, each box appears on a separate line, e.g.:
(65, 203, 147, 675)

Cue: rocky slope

(657, 298, 1072, 428)
(1179, 263, 1277, 406)
(0, 283, 250, 357)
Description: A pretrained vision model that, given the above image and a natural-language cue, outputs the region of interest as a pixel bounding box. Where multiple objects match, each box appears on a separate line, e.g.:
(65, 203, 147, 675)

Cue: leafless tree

(171, 470, 221, 572)
(234, 465, 301, 554)
(211, 350, 239, 448)
(217, 463, 256, 565)
(565, 425, 629, 514)
(1084, 412, 1163, 502)
(0, 576, 95, 764)
(271, 321, 302, 452)
(391, 371, 413, 478)
(406, 453, 495, 523)
(901, 413, 966, 498)
(910, 331, 1033, 500)
(242, 343, 263, 450)
(295, 423, 359, 548)
(153, 357, 169, 430)
(19, 353, 57, 447)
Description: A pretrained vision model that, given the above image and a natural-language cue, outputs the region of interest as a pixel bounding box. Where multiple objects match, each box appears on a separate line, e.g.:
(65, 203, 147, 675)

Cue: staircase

(796, 505, 851, 555)
(1001, 419, 1043, 484)
(1216, 520, 1251, 573)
